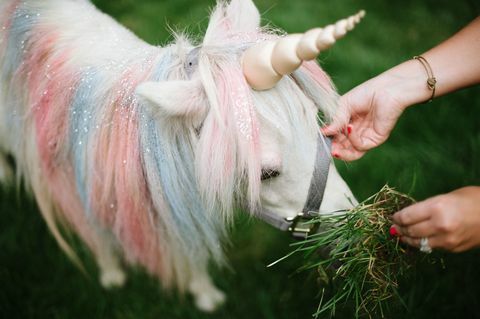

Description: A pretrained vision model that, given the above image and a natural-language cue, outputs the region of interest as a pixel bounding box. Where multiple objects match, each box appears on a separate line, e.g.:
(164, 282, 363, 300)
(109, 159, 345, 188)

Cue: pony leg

(188, 272, 226, 312)
(94, 230, 126, 289)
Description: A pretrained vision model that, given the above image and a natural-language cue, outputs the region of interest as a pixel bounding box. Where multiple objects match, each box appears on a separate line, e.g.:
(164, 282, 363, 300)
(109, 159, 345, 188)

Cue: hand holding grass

(391, 187, 480, 252)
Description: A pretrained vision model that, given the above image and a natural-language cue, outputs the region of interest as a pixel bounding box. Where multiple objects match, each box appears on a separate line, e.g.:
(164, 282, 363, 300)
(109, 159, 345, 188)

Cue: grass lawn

(1, 0, 480, 318)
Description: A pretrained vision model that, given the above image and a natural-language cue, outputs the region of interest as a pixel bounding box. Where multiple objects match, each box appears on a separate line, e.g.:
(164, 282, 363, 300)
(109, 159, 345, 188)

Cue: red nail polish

(347, 125, 352, 135)
(389, 226, 399, 237)
(332, 152, 340, 158)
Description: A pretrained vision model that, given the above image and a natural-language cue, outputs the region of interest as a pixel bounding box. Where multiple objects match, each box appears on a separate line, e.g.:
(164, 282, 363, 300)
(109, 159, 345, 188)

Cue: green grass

(1, 0, 480, 318)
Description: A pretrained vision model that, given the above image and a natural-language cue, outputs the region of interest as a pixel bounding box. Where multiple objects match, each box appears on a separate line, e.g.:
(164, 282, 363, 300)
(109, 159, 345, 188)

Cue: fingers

(321, 124, 343, 137)
(347, 130, 386, 152)
(332, 147, 365, 161)
(400, 235, 441, 249)
(322, 121, 349, 137)
(322, 96, 351, 136)
(331, 136, 365, 161)
(400, 235, 470, 252)
(390, 195, 465, 252)
(390, 202, 435, 249)
(325, 122, 386, 161)
(391, 221, 439, 250)
(322, 91, 388, 159)
(392, 202, 432, 226)
(394, 220, 435, 238)
(399, 233, 471, 252)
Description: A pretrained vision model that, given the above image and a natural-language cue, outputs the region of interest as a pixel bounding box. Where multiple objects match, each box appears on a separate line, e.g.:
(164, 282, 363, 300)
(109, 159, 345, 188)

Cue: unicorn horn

(243, 10, 365, 90)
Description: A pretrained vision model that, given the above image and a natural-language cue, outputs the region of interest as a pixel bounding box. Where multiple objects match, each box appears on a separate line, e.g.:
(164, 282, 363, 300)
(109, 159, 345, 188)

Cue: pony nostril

(261, 168, 281, 181)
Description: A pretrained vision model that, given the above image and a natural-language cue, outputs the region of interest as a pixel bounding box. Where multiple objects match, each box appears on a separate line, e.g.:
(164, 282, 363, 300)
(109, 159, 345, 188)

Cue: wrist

(374, 59, 434, 110)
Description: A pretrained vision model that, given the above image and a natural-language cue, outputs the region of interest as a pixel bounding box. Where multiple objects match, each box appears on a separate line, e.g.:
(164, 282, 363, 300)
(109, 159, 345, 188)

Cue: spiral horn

(242, 10, 365, 90)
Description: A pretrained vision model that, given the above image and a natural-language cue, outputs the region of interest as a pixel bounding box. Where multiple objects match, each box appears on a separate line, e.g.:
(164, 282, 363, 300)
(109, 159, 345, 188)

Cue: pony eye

(185, 47, 200, 78)
(261, 168, 281, 181)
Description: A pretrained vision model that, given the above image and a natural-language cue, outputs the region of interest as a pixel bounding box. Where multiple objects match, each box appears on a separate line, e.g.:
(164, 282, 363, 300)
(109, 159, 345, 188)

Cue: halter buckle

(286, 211, 319, 239)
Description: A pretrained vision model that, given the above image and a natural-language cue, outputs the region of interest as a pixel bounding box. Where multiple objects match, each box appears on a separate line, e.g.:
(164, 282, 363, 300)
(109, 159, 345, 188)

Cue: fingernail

(347, 125, 352, 135)
(389, 226, 399, 237)
(332, 152, 340, 158)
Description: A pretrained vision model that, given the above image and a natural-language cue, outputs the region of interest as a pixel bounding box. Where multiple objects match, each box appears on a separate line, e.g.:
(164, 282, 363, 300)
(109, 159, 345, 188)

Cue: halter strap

(256, 136, 331, 239)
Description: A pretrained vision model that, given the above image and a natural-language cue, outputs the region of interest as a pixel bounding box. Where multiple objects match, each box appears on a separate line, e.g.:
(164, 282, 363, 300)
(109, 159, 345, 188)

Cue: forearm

(373, 16, 480, 109)
(326, 17, 480, 160)
(423, 17, 480, 97)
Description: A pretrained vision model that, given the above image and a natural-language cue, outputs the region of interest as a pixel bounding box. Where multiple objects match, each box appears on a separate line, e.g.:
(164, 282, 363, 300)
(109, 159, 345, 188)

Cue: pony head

(136, 0, 361, 223)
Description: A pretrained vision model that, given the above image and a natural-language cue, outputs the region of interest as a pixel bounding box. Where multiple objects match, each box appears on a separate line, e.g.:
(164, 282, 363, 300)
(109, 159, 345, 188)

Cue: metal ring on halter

(419, 237, 433, 254)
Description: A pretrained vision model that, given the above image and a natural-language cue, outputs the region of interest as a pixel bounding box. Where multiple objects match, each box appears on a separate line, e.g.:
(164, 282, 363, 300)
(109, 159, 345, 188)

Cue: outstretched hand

(322, 77, 407, 161)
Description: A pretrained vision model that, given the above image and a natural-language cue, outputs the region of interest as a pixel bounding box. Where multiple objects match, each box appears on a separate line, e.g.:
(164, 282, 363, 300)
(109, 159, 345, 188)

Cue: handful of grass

(280, 186, 423, 318)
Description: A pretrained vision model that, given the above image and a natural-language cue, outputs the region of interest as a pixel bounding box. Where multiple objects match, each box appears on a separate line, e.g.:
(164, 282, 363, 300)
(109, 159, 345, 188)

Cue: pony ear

(204, 0, 260, 43)
(135, 80, 207, 120)
(225, 0, 260, 32)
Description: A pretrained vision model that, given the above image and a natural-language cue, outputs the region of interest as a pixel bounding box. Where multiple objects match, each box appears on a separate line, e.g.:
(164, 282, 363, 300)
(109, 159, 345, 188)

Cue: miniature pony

(0, 0, 358, 311)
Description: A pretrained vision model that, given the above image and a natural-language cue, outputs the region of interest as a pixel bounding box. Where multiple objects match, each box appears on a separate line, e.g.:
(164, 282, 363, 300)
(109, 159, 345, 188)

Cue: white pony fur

(0, 0, 356, 312)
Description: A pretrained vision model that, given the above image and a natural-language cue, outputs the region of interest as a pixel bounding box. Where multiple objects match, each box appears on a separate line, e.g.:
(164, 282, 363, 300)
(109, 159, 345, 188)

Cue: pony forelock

(196, 51, 261, 222)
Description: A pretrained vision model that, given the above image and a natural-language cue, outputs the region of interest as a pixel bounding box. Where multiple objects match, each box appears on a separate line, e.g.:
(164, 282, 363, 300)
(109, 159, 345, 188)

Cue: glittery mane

(0, 0, 338, 290)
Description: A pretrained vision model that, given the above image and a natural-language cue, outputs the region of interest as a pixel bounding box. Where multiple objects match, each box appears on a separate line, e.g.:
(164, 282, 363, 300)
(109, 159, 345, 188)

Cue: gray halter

(256, 136, 331, 239)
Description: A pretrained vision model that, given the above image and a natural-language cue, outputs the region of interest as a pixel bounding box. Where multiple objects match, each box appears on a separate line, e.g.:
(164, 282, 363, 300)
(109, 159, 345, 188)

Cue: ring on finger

(419, 237, 432, 254)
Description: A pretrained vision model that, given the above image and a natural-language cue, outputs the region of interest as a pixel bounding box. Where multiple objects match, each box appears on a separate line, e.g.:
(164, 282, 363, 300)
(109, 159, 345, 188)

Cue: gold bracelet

(413, 55, 437, 103)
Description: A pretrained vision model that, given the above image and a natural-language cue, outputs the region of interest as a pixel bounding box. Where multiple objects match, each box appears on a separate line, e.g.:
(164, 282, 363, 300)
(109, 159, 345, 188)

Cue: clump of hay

(277, 186, 436, 318)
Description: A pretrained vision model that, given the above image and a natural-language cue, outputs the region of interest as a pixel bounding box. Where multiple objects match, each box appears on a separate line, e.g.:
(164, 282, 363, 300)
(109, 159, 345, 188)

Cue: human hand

(322, 76, 407, 161)
(322, 59, 435, 161)
(391, 186, 480, 253)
